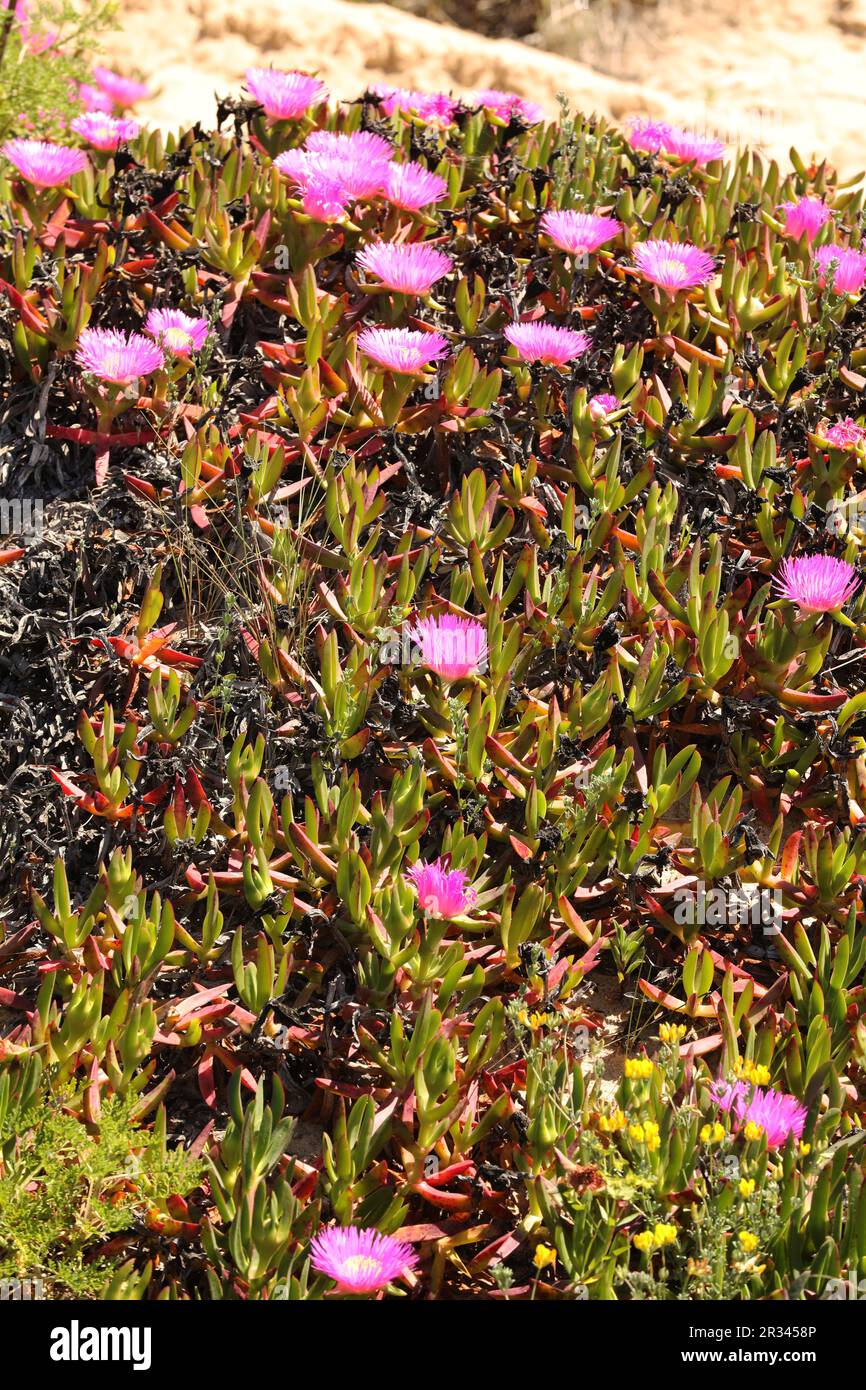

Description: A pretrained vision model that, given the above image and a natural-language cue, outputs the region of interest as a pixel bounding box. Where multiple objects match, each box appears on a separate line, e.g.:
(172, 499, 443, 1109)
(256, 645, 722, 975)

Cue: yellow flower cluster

(733, 1058, 771, 1086)
(624, 1057, 654, 1080)
(659, 1023, 687, 1044)
(629, 1120, 661, 1152)
(738, 1178, 756, 1198)
(516, 1008, 553, 1030)
(598, 1108, 626, 1133)
(743, 1120, 765, 1142)
(700, 1122, 726, 1143)
(533, 1243, 557, 1270)
(738, 1230, 759, 1253)
(634, 1223, 677, 1252)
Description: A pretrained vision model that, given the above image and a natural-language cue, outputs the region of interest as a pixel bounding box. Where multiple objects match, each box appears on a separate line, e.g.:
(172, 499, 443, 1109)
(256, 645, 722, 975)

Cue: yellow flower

(743, 1121, 764, 1142)
(799, 1141, 811, 1156)
(659, 1023, 687, 1044)
(528, 1011, 552, 1030)
(643, 1121, 661, 1153)
(733, 1058, 771, 1086)
(738, 1178, 756, 1198)
(633, 1231, 655, 1252)
(653, 1223, 677, 1247)
(516, 1008, 529, 1026)
(533, 1243, 557, 1270)
(700, 1122, 726, 1144)
(738, 1230, 759, 1253)
(624, 1057, 654, 1080)
(598, 1108, 626, 1133)
(628, 1123, 645, 1143)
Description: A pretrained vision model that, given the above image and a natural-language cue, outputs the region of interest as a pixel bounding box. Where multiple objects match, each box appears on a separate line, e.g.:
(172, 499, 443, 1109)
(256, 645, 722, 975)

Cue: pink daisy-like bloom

(79, 82, 115, 115)
(773, 553, 859, 613)
(780, 195, 831, 243)
(475, 88, 545, 124)
(813, 244, 866, 295)
(374, 86, 457, 127)
(629, 119, 723, 166)
(70, 113, 140, 152)
(144, 308, 209, 355)
(711, 1081, 807, 1149)
(540, 209, 621, 258)
(383, 160, 448, 212)
(1, 138, 88, 187)
(75, 327, 164, 385)
(821, 417, 866, 450)
(304, 129, 393, 162)
(413, 612, 488, 680)
(504, 320, 591, 366)
(302, 177, 350, 223)
(357, 241, 452, 295)
(91, 66, 150, 109)
(406, 857, 477, 919)
(358, 326, 449, 374)
(632, 239, 716, 294)
(245, 67, 327, 121)
(275, 149, 389, 203)
(310, 1226, 417, 1294)
(589, 392, 621, 420)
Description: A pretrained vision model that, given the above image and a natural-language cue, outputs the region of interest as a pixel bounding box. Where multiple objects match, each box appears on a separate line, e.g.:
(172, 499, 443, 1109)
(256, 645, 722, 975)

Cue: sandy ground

(104, 0, 866, 177)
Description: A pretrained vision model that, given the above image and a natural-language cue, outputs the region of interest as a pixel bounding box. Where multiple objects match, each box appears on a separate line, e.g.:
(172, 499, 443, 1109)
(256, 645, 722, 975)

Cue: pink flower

(302, 177, 349, 223)
(413, 612, 488, 680)
(814, 244, 866, 294)
(71, 113, 140, 152)
(275, 148, 389, 202)
(540, 209, 621, 257)
(245, 67, 327, 120)
(1, 138, 88, 187)
(358, 326, 449, 374)
(821, 417, 866, 450)
(374, 86, 457, 127)
(773, 553, 859, 613)
(632, 240, 716, 293)
(91, 67, 150, 109)
(79, 83, 115, 115)
(711, 1081, 807, 1149)
(406, 857, 477, 919)
(357, 241, 452, 294)
(630, 119, 724, 166)
(504, 320, 591, 366)
(311, 1226, 417, 1294)
(780, 195, 831, 243)
(384, 161, 448, 212)
(304, 129, 393, 162)
(475, 88, 545, 124)
(75, 327, 164, 384)
(144, 308, 209, 355)
(589, 392, 621, 420)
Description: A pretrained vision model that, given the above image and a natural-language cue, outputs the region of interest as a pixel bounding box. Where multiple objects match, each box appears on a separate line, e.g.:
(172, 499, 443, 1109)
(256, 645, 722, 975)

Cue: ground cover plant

(1, 56, 866, 1302)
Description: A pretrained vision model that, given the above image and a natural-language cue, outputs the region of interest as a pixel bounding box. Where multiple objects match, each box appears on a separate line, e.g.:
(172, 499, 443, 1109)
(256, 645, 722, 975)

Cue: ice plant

(813, 244, 866, 294)
(91, 67, 151, 109)
(383, 160, 448, 212)
(358, 326, 449, 373)
(504, 321, 591, 366)
(821, 417, 866, 449)
(780, 195, 831, 243)
(302, 178, 349, 223)
(304, 130, 392, 161)
(144, 308, 209, 355)
(711, 1082, 807, 1149)
(413, 612, 487, 680)
(75, 327, 164, 385)
(475, 89, 544, 124)
(245, 68, 327, 121)
(406, 857, 477, 918)
(374, 86, 457, 127)
(71, 114, 140, 152)
(632, 240, 716, 293)
(2, 139, 88, 187)
(356, 241, 452, 295)
(79, 82, 115, 115)
(275, 149, 389, 202)
(310, 1227, 417, 1294)
(773, 553, 859, 613)
(630, 119, 724, 166)
(540, 209, 621, 257)
(589, 392, 621, 420)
